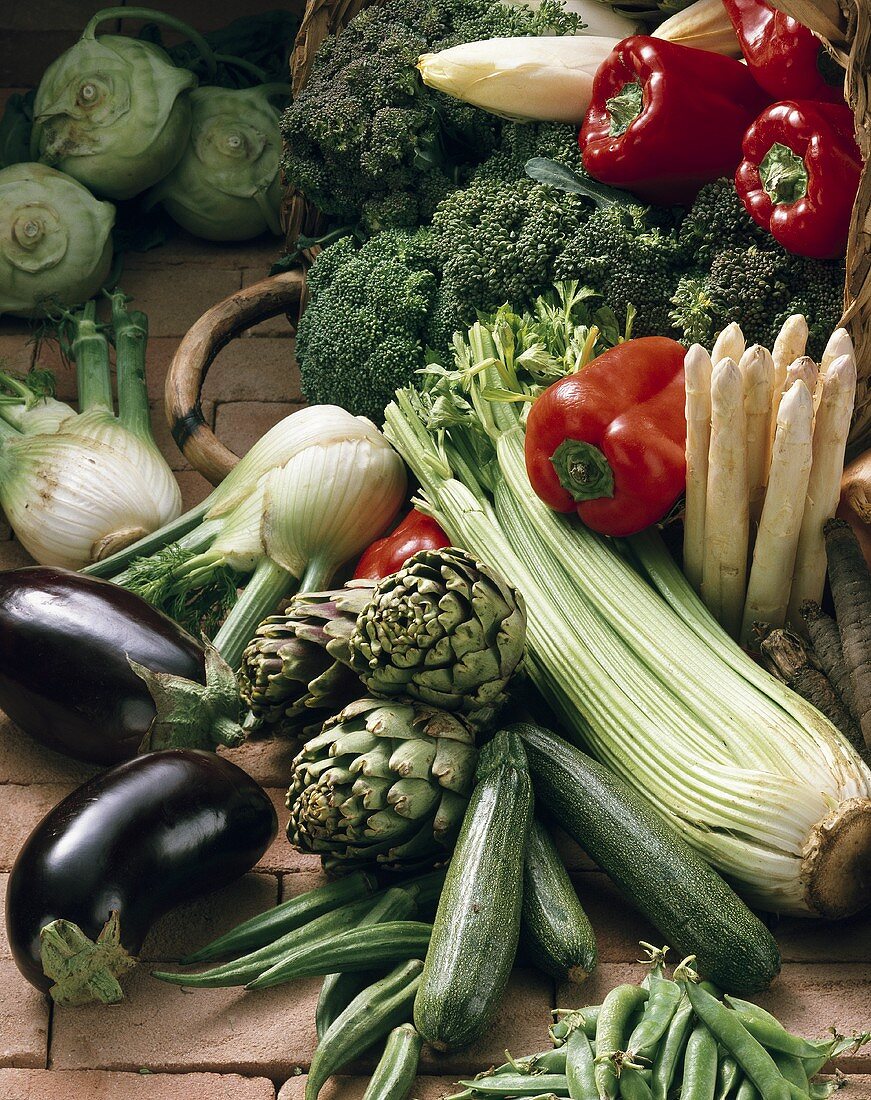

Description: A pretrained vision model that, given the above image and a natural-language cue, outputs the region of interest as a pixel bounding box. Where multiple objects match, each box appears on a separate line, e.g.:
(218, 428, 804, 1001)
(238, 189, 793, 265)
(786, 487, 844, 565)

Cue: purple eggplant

(6, 750, 277, 1006)
(0, 567, 242, 764)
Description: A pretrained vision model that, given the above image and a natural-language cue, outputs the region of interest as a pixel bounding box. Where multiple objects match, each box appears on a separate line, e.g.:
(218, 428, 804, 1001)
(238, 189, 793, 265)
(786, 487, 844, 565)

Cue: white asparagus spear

(740, 381, 815, 645)
(683, 344, 714, 594)
(821, 327, 854, 372)
(740, 344, 775, 527)
(786, 352, 857, 623)
(771, 315, 808, 449)
(784, 355, 820, 417)
(711, 322, 745, 365)
(702, 357, 749, 639)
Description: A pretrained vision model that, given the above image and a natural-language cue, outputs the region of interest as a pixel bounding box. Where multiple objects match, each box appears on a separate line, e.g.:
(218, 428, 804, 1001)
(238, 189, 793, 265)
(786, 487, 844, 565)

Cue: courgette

(521, 819, 597, 984)
(414, 729, 533, 1051)
(514, 722, 781, 994)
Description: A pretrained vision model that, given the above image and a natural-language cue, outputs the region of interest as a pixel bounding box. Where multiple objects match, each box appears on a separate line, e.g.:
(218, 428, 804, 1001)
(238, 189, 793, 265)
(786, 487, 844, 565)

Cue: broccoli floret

(296, 231, 441, 423)
(281, 0, 579, 229)
(670, 244, 845, 356)
(679, 178, 769, 268)
(555, 204, 684, 337)
(430, 175, 591, 321)
(470, 119, 585, 184)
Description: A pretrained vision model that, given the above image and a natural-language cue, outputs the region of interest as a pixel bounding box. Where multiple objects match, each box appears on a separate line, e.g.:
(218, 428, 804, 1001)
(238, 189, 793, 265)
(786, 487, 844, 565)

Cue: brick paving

(0, 234, 868, 1099)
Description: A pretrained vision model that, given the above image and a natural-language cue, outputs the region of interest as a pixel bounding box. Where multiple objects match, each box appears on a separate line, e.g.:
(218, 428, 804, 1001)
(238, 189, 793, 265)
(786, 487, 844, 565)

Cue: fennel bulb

(88, 406, 407, 668)
(0, 295, 180, 570)
(383, 299, 871, 919)
(0, 164, 115, 318)
(147, 85, 286, 241)
(31, 8, 209, 200)
(418, 36, 619, 124)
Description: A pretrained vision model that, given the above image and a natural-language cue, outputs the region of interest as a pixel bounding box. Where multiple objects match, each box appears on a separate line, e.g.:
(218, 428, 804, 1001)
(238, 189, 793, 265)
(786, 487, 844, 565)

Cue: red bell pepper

(579, 36, 770, 206)
(735, 99, 861, 259)
(353, 509, 450, 580)
(721, 0, 845, 104)
(525, 337, 687, 538)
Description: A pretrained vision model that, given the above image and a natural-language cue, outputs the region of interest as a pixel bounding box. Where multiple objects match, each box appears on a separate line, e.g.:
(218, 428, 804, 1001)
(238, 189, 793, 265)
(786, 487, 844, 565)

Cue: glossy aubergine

(0, 567, 243, 763)
(5, 749, 278, 1006)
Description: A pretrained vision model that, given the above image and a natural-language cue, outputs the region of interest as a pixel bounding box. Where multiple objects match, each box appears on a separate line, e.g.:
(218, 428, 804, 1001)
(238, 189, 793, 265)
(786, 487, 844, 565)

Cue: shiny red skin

(5, 750, 278, 992)
(353, 510, 451, 580)
(524, 337, 687, 537)
(735, 99, 861, 259)
(721, 0, 845, 103)
(579, 36, 771, 206)
(0, 568, 205, 765)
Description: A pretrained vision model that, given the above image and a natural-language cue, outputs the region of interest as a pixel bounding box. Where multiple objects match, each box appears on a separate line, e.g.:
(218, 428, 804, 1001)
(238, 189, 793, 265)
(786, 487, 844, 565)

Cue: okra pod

(362, 1023, 422, 1100)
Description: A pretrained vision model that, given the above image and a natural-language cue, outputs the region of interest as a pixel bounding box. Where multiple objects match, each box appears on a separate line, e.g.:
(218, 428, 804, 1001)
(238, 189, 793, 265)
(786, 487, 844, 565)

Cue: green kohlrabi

(0, 163, 115, 317)
(30, 8, 218, 200)
(146, 84, 287, 240)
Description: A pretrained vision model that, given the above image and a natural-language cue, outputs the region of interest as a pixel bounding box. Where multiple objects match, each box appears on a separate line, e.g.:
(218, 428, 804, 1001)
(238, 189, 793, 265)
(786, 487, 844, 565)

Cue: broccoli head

(296, 231, 441, 423)
(678, 178, 769, 268)
(670, 243, 845, 356)
(555, 204, 684, 337)
(281, 0, 579, 231)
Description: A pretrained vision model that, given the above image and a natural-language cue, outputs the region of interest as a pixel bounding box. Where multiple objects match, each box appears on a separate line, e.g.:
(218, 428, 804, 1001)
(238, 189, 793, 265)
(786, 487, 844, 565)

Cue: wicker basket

(166, 0, 871, 484)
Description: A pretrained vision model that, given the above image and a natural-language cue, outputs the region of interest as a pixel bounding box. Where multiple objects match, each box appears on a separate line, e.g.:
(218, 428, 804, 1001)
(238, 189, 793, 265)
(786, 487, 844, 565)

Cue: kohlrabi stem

(82, 8, 218, 79)
(109, 292, 152, 440)
(73, 302, 114, 413)
(212, 557, 296, 668)
(83, 499, 213, 578)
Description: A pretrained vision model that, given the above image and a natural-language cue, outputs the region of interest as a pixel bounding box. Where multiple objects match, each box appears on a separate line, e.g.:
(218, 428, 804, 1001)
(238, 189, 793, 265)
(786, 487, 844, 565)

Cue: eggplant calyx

(131, 640, 245, 753)
(40, 911, 137, 1007)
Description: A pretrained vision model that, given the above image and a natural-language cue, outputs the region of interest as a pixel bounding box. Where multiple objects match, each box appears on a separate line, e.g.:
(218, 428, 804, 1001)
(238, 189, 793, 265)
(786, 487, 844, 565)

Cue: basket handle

(165, 269, 305, 486)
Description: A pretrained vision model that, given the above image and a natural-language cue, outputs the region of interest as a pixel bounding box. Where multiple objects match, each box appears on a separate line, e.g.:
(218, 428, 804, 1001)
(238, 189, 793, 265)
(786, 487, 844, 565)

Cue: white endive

(418, 36, 619, 124)
(91, 405, 407, 669)
(0, 296, 180, 570)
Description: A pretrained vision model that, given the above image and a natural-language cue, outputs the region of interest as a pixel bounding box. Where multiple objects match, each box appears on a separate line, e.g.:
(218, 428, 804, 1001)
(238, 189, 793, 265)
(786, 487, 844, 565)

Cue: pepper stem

(39, 912, 137, 1007)
(550, 439, 615, 502)
(606, 81, 644, 137)
(759, 142, 808, 206)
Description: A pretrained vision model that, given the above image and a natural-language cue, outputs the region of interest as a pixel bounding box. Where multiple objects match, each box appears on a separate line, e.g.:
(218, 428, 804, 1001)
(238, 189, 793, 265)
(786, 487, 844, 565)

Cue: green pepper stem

(606, 81, 644, 137)
(83, 8, 218, 79)
(759, 142, 808, 206)
(73, 301, 114, 413)
(212, 557, 296, 668)
(551, 438, 615, 502)
(109, 291, 152, 440)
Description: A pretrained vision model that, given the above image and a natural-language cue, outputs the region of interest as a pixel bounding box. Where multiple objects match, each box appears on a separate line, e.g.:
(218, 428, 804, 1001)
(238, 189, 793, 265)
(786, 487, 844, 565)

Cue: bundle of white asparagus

(683, 317, 857, 644)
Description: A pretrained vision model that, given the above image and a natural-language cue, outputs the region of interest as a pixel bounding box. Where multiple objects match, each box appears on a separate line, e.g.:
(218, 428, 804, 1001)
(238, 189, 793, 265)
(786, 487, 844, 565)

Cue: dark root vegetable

(5, 750, 277, 1006)
(824, 518, 871, 751)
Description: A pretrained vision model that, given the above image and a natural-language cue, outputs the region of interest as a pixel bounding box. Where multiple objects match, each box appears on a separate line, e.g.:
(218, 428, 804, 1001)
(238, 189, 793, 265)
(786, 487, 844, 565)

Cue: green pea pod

(681, 1024, 719, 1100)
(553, 1005, 600, 1044)
(620, 1066, 653, 1100)
(456, 1073, 570, 1096)
(651, 994, 694, 1100)
(362, 1023, 422, 1100)
(773, 1053, 809, 1092)
(595, 985, 649, 1100)
(716, 1053, 740, 1099)
(723, 998, 824, 1060)
(627, 974, 682, 1059)
(735, 1080, 760, 1100)
(566, 1025, 597, 1100)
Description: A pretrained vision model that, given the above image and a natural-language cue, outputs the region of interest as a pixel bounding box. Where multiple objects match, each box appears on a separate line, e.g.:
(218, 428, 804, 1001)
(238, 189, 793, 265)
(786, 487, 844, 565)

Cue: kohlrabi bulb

(0, 163, 115, 317)
(147, 85, 286, 241)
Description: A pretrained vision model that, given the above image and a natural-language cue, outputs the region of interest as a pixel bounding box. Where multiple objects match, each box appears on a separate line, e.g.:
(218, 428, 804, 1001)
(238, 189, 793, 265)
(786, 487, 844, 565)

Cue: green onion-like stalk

(382, 307, 871, 919)
(90, 406, 407, 669)
(0, 295, 181, 570)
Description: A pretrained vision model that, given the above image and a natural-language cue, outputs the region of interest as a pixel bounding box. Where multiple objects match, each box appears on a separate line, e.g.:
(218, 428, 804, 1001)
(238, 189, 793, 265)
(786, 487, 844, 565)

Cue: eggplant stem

(40, 911, 137, 1007)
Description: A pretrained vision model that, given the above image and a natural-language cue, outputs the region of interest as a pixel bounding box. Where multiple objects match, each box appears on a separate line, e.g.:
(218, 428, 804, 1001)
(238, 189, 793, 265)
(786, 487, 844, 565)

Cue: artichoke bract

(349, 547, 527, 728)
(31, 16, 196, 200)
(287, 696, 478, 870)
(238, 584, 375, 733)
(147, 85, 286, 241)
(0, 164, 115, 317)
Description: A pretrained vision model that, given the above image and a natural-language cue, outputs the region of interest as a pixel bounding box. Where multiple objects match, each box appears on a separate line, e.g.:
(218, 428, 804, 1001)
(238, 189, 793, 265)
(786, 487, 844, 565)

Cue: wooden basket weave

(167, 0, 871, 484)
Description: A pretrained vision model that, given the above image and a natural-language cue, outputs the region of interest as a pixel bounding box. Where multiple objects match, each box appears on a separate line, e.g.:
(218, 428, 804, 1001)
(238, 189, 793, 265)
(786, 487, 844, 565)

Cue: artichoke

(238, 583, 374, 734)
(349, 547, 526, 728)
(287, 696, 478, 870)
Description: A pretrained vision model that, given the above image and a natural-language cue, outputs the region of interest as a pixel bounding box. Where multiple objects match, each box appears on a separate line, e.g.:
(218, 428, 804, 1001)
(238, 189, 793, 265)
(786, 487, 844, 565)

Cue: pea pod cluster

(447, 945, 869, 1100)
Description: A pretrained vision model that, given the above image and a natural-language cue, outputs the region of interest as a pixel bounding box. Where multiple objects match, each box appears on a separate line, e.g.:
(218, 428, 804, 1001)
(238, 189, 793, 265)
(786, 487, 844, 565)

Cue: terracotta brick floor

(0, 237, 869, 1099)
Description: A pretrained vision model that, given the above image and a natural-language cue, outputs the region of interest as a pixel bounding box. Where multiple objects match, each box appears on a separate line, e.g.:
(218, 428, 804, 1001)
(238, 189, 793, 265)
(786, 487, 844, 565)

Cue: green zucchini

(514, 722, 781, 994)
(521, 819, 597, 984)
(414, 729, 533, 1051)
(245, 921, 432, 989)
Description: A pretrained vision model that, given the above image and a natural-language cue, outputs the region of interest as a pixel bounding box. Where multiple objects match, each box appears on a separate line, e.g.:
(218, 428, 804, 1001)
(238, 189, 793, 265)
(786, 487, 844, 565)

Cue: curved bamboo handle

(165, 269, 306, 486)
